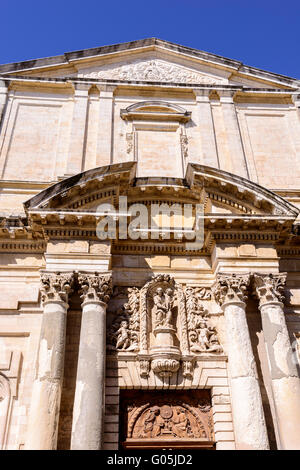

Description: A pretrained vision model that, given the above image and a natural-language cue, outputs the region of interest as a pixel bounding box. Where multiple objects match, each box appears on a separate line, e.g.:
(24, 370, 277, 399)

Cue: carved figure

(153, 287, 174, 328)
(115, 320, 131, 350)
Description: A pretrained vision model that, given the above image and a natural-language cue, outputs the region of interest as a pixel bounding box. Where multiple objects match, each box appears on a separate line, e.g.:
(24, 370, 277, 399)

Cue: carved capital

(78, 272, 112, 305)
(40, 271, 74, 304)
(253, 273, 287, 306)
(213, 273, 250, 306)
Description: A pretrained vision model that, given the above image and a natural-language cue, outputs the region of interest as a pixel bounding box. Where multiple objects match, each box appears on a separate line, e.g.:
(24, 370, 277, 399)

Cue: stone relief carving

(107, 287, 140, 352)
(83, 59, 223, 84)
(253, 273, 286, 305)
(107, 276, 224, 380)
(40, 272, 74, 303)
(180, 134, 188, 159)
(126, 132, 134, 154)
(121, 391, 214, 443)
(185, 287, 222, 353)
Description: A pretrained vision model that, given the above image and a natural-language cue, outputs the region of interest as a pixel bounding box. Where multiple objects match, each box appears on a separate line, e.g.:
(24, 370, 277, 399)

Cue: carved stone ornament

(120, 390, 214, 447)
(40, 271, 74, 303)
(213, 273, 250, 305)
(180, 134, 188, 159)
(78, 272, 112, 304)
(107, 287, 140, 352)
(107, 276, 224, 380)
(253, 273, 287, 306)
(126, 132, 134, 154)
(139, 274, 184, 379)
(185, 287, 223, 353)
(84, 59, 223, 85)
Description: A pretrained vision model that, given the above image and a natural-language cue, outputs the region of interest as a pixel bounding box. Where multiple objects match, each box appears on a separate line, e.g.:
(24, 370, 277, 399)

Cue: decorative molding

(253, 273, 287, 306)
(78, 272, 112, 304)
(213, 273, 250, 305)
(83, 59, 224, 85)
(40, 271, 74, 303)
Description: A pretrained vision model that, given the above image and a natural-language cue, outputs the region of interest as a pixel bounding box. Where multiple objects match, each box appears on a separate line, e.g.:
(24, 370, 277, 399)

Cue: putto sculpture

(107, 275, 223, 380)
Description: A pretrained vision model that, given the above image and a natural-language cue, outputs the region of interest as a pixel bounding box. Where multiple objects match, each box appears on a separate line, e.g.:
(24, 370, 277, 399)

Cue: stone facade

(1, 38, 300, 450)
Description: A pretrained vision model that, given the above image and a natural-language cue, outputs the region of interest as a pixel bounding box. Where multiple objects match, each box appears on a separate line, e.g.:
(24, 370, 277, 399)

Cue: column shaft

(25, 272, 73, 450)
(71, 272, 112, 450)
(214, 273, 269, 450)
(254, 273, 300, 449)
(71, 300, 106, 449)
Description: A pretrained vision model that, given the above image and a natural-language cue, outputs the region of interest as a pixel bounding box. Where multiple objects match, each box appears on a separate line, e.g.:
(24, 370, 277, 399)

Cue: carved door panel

(120, 390, 215, 450)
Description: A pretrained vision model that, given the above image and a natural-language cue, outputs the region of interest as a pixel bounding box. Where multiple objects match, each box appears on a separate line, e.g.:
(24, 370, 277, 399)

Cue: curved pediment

(120, 101, 191, 122)
(25, 161, 298, 219)
(23, 162, 299, 254)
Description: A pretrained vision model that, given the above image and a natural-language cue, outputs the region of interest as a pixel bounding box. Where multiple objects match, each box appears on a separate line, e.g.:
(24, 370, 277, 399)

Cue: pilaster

(219, 90, 249, 179)
(96, 85, 116, 167)
(194, 89, 219, 168)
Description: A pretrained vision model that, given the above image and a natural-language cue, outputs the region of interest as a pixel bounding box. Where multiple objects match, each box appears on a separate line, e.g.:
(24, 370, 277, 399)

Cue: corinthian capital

(40, 271, 74, 303)
(213, 273, 250, 305)
(78, 272, 112, 304)
(253, 273, 286, 306)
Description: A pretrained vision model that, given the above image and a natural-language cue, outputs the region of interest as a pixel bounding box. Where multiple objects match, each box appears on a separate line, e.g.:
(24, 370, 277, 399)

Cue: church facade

(0, 38, 300, 450)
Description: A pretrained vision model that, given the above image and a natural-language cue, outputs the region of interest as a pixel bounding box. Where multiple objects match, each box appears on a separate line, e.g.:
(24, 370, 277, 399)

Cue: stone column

(219, 90, 249, 179)
(65, 83, 91, 176)
(95, 85, 116, 167)
(25, 272, 74, 450)
(213, 273, 269, 450)
(254, 273, 300, 449)
(194, 89, 219, 168)
(71, 272, 112, 450)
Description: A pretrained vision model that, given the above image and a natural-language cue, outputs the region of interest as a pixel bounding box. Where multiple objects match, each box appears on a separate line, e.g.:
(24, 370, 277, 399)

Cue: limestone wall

(0, 83, 300, 216)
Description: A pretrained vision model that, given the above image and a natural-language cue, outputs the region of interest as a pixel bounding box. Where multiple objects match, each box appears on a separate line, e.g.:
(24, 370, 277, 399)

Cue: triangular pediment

(0, 38, 298, 89)
(76, 55, 228, 85)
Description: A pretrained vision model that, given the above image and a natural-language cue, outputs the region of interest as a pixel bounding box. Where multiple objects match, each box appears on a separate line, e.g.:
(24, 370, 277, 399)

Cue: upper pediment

(77, 56, 228, 85)
(0, 38, 298, 90)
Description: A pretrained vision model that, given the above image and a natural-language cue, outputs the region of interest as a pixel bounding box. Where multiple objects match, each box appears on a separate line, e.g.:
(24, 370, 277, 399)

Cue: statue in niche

(153, 287, 175, 329)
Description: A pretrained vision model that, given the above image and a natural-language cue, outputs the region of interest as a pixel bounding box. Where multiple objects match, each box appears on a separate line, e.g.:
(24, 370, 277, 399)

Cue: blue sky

(1, 0, 300, 78)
